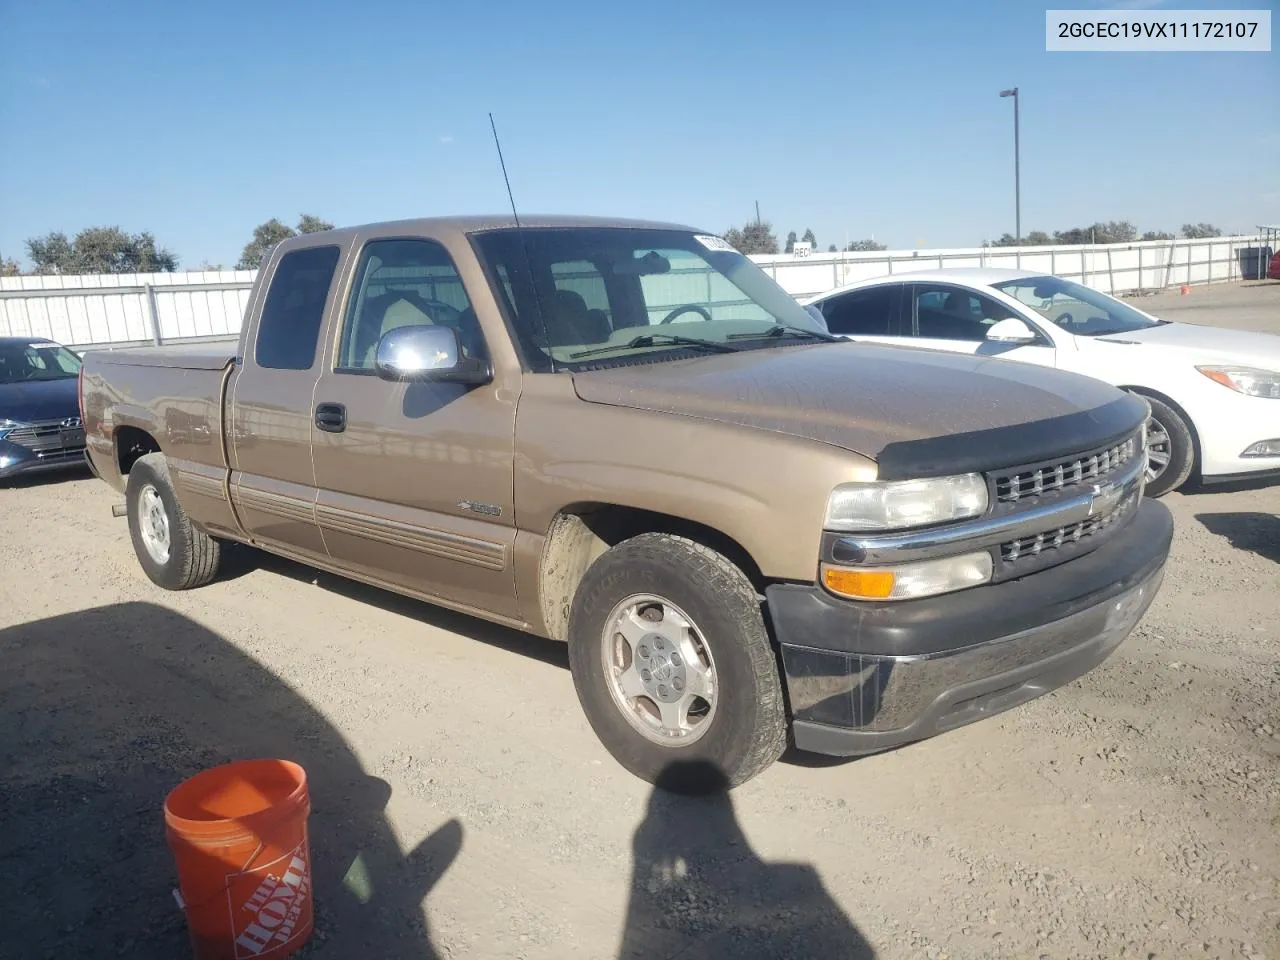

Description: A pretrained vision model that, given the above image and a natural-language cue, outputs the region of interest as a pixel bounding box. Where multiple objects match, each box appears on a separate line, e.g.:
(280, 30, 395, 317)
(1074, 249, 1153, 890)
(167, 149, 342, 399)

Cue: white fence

(0, 234, 1269, 350)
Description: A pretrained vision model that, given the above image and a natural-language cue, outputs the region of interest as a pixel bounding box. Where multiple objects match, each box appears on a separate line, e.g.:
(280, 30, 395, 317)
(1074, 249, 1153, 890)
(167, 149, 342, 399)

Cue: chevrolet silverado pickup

(80, 216, 1173, 791)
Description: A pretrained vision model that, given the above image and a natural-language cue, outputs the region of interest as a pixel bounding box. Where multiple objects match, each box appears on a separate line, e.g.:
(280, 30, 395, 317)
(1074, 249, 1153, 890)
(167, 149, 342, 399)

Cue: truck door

(228, 243, 343, 564)
(309, 236, 520, 618)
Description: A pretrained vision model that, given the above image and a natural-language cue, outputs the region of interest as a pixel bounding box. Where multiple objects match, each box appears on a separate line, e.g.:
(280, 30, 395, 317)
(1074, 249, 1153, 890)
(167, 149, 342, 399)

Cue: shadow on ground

(0, 602, 460, 959)
(218, 545, 569, 670)
(621, 762, 875, 959)
(1196, 512, 1280, 563)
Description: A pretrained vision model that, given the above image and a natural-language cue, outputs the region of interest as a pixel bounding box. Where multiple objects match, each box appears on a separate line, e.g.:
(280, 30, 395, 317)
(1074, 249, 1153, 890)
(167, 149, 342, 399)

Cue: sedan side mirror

(374, 325, 491, 385)
(985, 317, 1037, 343)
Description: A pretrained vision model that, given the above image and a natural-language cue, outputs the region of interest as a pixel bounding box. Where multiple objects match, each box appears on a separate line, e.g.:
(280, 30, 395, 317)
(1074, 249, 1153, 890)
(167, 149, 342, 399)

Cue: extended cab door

(309, 235, 520, 618)
(228, 242, 345, 564)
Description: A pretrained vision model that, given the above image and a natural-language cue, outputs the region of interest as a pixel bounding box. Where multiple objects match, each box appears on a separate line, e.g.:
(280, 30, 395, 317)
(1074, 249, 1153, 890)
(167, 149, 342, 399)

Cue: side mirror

(374, 325, 490, 384)
(985, 317, 1037, 343)
(804, 304, 829, 331)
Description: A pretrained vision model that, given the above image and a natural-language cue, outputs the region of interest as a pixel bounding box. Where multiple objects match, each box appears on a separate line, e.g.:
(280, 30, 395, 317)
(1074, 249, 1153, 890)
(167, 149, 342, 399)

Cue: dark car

(0, 336, 88, 481)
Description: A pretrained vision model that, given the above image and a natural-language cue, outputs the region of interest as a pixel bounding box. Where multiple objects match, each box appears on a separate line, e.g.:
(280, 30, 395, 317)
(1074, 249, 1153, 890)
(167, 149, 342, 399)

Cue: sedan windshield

(472, 227, 833, 370)
(991, 275, 1166, 336)
(0, 342, 82, 383)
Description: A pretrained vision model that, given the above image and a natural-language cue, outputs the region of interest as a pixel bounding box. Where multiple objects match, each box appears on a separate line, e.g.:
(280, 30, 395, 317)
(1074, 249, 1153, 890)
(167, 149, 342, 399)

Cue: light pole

(999, 87, 1020, 242)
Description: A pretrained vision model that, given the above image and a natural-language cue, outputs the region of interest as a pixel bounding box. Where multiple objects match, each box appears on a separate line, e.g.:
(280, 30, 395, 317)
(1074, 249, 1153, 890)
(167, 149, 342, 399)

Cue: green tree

(802, 228, 817, 250)
(1, 256, 20, 277)
(1054, 221, 1138, 245)
(784, 230, 797, 254)
(237, 214, 335, 270)
(1025, 231, 1053, 245)
(1181, 222, 1222, 239)
(1141, 230, 1175, 241)
(25, 227, 178, 275)
(297, 214, 334, 234)
(827, 244, 838, 252)
(845, 239, 887, 252)
(723, 221, 778, 255)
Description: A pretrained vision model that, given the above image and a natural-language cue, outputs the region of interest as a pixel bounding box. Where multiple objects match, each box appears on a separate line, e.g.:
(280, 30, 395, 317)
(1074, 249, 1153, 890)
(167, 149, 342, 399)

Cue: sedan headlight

(824, 473, 988, 532)
(1196, 365, 1280, 399)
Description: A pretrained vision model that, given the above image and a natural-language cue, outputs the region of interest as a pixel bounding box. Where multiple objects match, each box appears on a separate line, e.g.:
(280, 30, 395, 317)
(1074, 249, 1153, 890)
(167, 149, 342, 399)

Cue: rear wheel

(1137, 395, 1195, 498)
(125, 453, 222, 590)
(567, 534, 786, 793)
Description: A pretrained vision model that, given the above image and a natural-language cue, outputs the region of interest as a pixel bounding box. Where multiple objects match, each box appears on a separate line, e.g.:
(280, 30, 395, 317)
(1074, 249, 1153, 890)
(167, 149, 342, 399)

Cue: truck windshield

(471, 227, 833, 370)
(991, 275, 1168, 337)
(0, 342, 83, 383)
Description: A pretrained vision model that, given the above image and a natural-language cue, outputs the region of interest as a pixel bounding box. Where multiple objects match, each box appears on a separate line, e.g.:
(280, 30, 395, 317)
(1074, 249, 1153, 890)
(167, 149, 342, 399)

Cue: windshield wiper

(569, 333, 740, 360)
(726, 324, 842, 343)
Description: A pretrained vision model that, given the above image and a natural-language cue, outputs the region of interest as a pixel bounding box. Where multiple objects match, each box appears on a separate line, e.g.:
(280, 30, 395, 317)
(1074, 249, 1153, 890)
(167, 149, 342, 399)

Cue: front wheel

(125, 453, 223, 590)
(1137, 395, 1195, 498)
(567, 534, 786, 794)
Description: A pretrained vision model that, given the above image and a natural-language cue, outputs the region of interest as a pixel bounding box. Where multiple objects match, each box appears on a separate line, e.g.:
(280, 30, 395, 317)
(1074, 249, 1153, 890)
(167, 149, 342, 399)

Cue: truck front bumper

(766, 498, 1173, 757)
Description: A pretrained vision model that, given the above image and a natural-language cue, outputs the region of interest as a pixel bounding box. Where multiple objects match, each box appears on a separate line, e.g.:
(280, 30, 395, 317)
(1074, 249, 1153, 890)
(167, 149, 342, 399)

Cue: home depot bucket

(164, 759, 314, 960)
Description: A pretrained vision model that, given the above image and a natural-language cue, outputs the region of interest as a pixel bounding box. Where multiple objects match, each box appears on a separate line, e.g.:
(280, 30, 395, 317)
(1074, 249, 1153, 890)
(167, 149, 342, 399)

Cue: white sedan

(802, 268, 1280, 497)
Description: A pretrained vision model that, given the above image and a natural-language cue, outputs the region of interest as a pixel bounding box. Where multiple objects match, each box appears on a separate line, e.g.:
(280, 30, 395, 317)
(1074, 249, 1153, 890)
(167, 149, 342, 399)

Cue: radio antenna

(489, 112, 555, 371)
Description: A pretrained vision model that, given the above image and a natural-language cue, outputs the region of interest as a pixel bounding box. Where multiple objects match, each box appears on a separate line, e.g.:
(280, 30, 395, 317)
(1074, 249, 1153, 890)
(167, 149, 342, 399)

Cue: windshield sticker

(693, 235, 739, 254)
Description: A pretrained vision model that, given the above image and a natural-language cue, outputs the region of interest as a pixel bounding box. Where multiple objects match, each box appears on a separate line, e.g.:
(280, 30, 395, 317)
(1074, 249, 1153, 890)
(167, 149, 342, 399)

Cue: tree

(1181, 222, 1222, 239)
(25, 227, 178, 275)
(802, 228, 817, 250)
(238, 218, 296, 270)
(785, 230, 797, 254)
(1025, 231, 1053, 245)
(723, 221, 778, 255)
(297, 214, 334, 234)
(237, 214, 335, 270)
(991, 233, 1020, 247)
(827, 244, 838, 252)
(1, 257, 20, 277)
(1142, 230, 1175, 241)
(845, 239, 887, 252)
(1053, 221, 1137, 245)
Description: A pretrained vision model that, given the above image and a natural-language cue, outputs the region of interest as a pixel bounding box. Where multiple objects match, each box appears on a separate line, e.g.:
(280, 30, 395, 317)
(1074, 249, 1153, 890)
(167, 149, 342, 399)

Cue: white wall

(0, 235, 1267, 350)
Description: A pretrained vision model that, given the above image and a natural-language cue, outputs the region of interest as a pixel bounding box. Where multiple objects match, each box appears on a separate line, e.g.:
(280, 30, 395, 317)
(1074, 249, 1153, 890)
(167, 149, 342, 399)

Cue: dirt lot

(2, 282, 1278, 960)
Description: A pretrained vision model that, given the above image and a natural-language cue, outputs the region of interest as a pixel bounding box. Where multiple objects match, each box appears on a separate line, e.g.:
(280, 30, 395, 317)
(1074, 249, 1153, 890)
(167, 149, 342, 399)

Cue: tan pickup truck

(81, 216, 1172, 791)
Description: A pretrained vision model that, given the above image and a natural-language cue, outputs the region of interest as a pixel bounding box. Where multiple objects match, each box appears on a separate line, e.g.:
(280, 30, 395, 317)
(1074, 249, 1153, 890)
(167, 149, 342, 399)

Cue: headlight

(824, 474, 988, 532)
(821, 552, 994, 601)
(0, 419, 32, 440)
(1196, 365, 1280, 399)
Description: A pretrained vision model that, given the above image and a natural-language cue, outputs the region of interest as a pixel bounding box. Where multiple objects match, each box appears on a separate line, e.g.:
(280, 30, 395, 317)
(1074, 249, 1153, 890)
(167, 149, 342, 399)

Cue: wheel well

(115, 426, 161, 476)
(537, 504, 766, 642)
(1119, 386, 1201, 470)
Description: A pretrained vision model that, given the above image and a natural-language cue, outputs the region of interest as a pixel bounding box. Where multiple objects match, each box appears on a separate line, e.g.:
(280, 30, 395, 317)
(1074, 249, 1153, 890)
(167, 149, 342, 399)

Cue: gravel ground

(1, 282, 1277, 960)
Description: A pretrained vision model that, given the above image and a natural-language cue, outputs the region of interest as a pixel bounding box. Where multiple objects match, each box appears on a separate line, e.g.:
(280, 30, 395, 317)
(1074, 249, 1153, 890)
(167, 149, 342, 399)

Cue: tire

(567, 533, 786, 793)
(125, 452, 222, 590)
(1136, 394, 1195, 498)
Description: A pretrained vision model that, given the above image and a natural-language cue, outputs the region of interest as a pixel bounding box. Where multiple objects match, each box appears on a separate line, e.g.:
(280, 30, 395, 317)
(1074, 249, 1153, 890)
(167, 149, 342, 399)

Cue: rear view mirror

(374, 325, 490, 384)
(985, 317, 1037, 343)
(612, 251, 671, 276)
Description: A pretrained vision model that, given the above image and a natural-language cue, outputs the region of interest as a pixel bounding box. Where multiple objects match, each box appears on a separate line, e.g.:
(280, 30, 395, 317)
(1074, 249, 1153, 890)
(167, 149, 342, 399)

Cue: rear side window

(254, 246, 341, 370)
(818, 285, 902, 336)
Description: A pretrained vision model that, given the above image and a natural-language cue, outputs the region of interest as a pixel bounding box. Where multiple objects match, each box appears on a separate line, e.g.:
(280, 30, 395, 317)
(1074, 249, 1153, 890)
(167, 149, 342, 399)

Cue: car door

(228, 243, 345, 564)
(907, 282, 1058, 367)
(309, 235, 521, 619)
(812, 283, 907, 343)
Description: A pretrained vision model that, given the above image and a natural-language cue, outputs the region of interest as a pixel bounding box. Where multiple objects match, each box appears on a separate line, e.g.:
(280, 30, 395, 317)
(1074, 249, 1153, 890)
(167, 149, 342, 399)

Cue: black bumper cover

(767, 498, 1173, 756)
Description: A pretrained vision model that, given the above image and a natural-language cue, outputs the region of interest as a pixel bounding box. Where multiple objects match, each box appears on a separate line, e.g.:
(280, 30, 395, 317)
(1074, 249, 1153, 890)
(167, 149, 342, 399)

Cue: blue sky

(1, 0, 1276, 268)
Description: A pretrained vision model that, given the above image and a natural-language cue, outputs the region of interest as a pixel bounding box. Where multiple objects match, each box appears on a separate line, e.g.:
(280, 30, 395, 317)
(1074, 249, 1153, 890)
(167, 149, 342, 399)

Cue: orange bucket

(164, 759, 314, 960)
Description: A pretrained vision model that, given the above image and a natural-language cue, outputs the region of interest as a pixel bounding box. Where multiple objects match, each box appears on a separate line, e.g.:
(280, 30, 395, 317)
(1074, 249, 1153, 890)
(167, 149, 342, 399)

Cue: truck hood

(1096, 321, 1280, 368)
(571, 342, 1144, 479)
(0, 377, 80, 423)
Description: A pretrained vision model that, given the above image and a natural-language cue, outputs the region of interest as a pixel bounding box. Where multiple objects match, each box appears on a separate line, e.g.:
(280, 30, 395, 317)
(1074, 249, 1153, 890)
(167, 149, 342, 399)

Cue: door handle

(314, 402, 347, 433)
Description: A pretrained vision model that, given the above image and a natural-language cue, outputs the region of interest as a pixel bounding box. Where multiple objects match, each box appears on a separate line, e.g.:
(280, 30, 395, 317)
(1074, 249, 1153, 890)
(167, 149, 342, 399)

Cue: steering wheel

(1056, 311, 1075, 326)
(660, 304, 713, 324)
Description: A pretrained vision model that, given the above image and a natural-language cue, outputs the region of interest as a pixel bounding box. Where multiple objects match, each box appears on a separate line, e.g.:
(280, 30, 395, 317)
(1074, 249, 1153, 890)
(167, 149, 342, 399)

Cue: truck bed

(88, 342, 237, 370)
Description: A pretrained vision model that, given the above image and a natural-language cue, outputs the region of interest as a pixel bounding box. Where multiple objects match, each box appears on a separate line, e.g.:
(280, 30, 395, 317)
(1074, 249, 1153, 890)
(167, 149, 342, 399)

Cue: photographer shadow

(620, 762, 876, 959)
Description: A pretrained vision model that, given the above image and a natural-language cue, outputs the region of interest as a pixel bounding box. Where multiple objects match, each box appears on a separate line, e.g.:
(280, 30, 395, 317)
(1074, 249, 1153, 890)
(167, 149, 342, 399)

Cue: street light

(999, 87, 1020, 243)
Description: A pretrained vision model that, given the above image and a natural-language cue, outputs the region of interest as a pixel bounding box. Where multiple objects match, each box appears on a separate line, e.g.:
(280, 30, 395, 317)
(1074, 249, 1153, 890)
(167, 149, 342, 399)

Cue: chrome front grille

(4, 419, 86, 456)
(994, 433, 1141, 503)
(1000, 488, 1140, 564)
